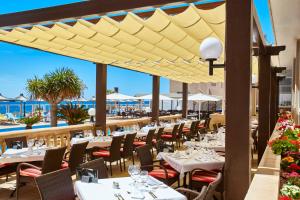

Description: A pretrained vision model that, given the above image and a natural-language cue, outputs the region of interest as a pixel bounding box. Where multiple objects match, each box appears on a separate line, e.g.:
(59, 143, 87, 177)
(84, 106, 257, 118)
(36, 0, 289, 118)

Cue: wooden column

(225, 0, 252, 199)
(95, 63, 107, 132)
(270, 68, 277, 131)
(152, 75, 160, 123)
(182, 83, 188, 118)
(258, 47, 271, 162)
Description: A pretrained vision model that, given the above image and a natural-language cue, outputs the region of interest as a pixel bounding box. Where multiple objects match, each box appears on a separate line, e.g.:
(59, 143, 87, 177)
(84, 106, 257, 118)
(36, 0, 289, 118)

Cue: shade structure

(76, 97, 87, 102)
(106, 93, 137, 100)
(188, 93, 220, 101)
(0, 3, 227, 83)
(0, 93, 8, 101)
(136, 94, 173, 100)
(90, 96, 96, 101)
(15, 93, 28, 101)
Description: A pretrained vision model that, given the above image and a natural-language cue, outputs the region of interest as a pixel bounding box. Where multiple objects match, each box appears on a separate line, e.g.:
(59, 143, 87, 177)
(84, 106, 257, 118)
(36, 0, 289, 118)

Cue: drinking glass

(140, 170, 148, 184)
(96, 130, 103, 138)
(27, 139, 35, 152)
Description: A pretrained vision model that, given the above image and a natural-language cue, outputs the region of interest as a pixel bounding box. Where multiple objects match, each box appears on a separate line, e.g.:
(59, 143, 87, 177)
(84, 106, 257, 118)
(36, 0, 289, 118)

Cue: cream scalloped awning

(0, 3, 257, 83)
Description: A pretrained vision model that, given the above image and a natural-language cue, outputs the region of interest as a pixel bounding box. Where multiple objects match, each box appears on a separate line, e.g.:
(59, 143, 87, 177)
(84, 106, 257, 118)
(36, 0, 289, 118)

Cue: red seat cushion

(149, 169, 178, 179)
(0, 163, 10, 168)
(161, 134, 172, 139)
(133, 141, 146, 146)
(61, 161, 69, 169)
(192, 171, 217, 183)
(20, 168, 42, 178)
(92, 150, 110, 157)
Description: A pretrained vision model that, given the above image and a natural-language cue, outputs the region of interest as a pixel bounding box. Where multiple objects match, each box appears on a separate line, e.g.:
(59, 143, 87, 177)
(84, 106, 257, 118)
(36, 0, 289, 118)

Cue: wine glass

(27, 139, 35, 152)
(96, 130, 103, 138)
(140, 170, 148, 184)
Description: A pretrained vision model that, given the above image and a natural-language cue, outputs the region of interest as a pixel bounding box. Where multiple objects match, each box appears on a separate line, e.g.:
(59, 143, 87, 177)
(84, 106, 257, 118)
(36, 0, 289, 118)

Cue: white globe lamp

(199, 37, 224, 76)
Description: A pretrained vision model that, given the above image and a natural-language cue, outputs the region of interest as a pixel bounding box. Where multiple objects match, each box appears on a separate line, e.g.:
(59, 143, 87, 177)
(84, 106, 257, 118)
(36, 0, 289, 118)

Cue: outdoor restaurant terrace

(0, 0, 297, 200)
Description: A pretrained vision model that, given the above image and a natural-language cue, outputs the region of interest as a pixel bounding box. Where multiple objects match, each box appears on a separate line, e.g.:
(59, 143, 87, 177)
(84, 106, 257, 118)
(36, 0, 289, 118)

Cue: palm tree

(27, 68, 85, 127)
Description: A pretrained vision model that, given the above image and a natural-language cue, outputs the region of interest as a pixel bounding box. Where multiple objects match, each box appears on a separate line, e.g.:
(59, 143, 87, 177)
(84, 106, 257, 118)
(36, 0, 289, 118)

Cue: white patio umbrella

(136, 94, 173, 111)
(15, 93, 28, 117)
(106, 93, 137, 100)
(187, 93, 220, 119)
(77, 97, 87, 102)
(0, 93, 8, 101)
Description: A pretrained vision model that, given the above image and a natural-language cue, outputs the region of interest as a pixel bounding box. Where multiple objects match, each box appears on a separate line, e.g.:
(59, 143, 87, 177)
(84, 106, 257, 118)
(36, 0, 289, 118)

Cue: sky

(0, 0, 274, 99)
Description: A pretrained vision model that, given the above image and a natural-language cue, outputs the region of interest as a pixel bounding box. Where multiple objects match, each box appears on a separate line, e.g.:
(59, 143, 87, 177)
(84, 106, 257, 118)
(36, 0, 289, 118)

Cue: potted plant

(20, 115, 40, 129)
(57, 103, 89, 125)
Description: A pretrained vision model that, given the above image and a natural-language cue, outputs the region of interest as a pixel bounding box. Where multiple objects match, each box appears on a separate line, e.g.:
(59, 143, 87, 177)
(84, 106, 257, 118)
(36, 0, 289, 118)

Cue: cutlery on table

(149, 191, 157, 199)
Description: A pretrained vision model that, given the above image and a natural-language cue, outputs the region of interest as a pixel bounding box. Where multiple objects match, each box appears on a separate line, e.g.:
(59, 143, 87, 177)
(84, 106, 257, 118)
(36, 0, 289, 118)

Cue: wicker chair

(5, 136, 28, 148)
(136, 145, 179, 187)
(121, 132, 137, 170)
(176, 123, 185, 147)
(189, 167, 224, 200)
(133, 129, 156, 154)
(79, 158, 108, 179)
(183, 121, 197, 139)
(161, 124, 179, 145)
(92, 135, 124, 176)
(16, 146, 67, 200)
(35, 168, 75, 200)
(152, 127, 164, 148)
(204, 173, 222, 200)
(176, 186, 207, 200)
(61, 141, 88, 174)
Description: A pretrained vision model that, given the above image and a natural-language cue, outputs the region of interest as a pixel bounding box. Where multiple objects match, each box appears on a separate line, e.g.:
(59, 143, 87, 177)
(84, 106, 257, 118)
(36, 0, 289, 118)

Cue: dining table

(71, 136, 113, 149)
(157, 148, 225, 177)
(0, 146, 48, 164)
(74, 176, 187, 200)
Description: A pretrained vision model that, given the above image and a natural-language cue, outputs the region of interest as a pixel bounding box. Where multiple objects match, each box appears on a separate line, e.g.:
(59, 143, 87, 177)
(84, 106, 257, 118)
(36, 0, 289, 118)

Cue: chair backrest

(35, 168, 75, 200)
(68, 141, 88, 173)
(79, 158, 108, 179)
(176, 186, 207, 200)
(190, 121, 197, 132)
(205, 118, 211, 129)
(122, 132, 137, 158)
(5, 136, 28, 148)
(156, 127, 165, 140)
(145, 129, 156, 145)
(204, 173, 222, 200)
(41, 146, 66, 174)
(109, 135, 124, 161)
(192, 121, 200, 137)
(177, 123, 185, 138)
(195, 186, 207, 200)
(213, 124, 218, 132)
(156, 140, 174, 153)
(171, 124, 180, 138)
(136, 145, 153, 171)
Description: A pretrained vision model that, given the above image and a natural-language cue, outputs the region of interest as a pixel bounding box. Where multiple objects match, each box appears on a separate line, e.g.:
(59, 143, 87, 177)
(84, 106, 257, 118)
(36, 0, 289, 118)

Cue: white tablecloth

(157, 151, 224, 176)
(183, 141, 225, 152)
(75, 177, 186, 200)
(0, 147, 47, 164)
(71, 136, 112, 149)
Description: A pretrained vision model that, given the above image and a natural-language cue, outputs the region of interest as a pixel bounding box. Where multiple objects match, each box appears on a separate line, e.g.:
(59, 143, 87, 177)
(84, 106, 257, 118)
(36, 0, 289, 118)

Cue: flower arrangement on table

(268, 112, 300, 199)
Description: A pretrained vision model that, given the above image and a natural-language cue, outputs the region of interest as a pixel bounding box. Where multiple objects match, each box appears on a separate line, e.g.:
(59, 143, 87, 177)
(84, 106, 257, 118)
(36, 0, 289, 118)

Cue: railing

(245, 125, 281, 200)
(0, 114, 182, 153)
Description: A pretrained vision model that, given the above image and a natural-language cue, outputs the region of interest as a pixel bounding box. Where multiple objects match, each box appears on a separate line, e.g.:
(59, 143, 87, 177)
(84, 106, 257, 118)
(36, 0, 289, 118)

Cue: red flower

(290, 140, 300, 146)
(279, 196, 292, 200)
(289, 163, 300, 170)
(295, 125, 300, 129)
(279, 126, 287, 130)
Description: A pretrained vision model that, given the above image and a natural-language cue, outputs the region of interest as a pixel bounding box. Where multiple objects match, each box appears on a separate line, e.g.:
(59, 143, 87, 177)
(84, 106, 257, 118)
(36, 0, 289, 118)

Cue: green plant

(284, 129, 300, 140)
(20, 115, 40, 129)
(281, 184, 300, 199)
(270, 139, 299, 155)
(57, 103, 89, 125)
(27, 67, 85, 127)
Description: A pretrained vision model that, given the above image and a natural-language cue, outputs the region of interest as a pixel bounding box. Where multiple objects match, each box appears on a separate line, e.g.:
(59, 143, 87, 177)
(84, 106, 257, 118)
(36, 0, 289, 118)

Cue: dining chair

(189, 166, 224, 200)
(136, 145, 179, 187)
(92, 135, 124, 176)
(121, 132, 137, 170)
(204, 173, 222, 200)
(152, 127, 164, 149)
(35, 168, 75, 200)
(133, 129, 156, 154)
(176, 186, 207, 200)
(5, 136, 28, 148)
(161, 124, 179, 145)
(183, 121, 197, 138)
(69, 130, 84, 139)
(16, 146, 67, 200)
(79, 158, 108, 179)
(176, 123, 185, 147)
(61, 141, 88, 174)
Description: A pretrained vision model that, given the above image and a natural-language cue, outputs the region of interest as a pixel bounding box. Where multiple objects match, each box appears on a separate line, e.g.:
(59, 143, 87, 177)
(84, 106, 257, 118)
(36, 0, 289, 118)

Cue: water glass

(27, 139, 35, 152)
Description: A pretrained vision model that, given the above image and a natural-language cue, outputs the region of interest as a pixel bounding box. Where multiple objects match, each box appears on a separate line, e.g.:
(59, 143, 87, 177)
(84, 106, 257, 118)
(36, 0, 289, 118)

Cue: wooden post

(182, 83, 188, 118)
(225, 0, 252, 199)
(95, 63, 107, 132)
(270, 68, 277, 130)
(258, 46, 271, 162)
(152, 75, 160, 123)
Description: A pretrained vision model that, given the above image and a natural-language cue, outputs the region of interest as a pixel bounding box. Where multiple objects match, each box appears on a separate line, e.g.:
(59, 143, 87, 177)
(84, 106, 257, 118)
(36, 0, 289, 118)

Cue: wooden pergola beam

(0, 0, 224, 28)
(152, 75, 160, 123)
(253, 46, 286, 56)
(182, 83, 188, 118)
(95, 63, 107, 132)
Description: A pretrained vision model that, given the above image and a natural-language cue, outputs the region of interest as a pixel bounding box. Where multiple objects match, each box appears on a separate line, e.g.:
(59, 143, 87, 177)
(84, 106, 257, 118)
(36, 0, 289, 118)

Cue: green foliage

(281, 184, 300, 199)
(27, 68, 85, 104)
(287, 177, 300, 188)
(271, 139, 298, 155)
(57, 103, 89, 125)
(20, 115, 40, 128)
(284, 129, 300, 140)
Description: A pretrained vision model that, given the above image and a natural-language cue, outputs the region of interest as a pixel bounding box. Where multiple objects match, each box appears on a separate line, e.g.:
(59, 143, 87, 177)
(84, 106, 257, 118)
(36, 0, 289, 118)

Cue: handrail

(244, 124, 281, 200)
(0, 114, 182, 153)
